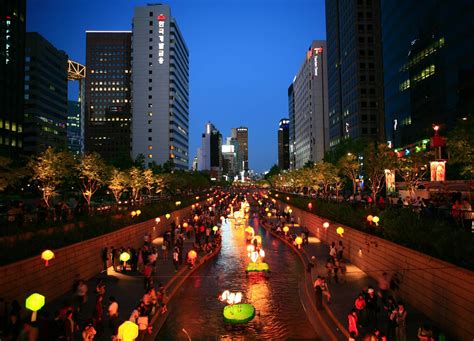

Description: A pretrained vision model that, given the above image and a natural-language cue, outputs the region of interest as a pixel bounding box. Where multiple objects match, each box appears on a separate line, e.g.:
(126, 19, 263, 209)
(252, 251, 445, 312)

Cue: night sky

(27, 0, 326, 172)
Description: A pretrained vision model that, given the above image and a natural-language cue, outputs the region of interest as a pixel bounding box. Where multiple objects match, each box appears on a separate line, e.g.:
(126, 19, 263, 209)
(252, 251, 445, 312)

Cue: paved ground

(277, 220, 445, 340)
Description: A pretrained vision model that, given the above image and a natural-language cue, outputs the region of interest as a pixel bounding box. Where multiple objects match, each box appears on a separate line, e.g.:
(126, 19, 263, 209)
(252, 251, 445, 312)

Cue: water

(157, 213, 318, 340)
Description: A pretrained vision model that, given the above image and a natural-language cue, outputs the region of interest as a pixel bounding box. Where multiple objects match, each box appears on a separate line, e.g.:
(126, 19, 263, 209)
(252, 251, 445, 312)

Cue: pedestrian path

(269, 219, 445, 340)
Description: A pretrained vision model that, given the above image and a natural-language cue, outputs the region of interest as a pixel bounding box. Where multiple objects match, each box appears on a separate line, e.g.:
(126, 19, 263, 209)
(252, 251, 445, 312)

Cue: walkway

(266, 218, 446, 340)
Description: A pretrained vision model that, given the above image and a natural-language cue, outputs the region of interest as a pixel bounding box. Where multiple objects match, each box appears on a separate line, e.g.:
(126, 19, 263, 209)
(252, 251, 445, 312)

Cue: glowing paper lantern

(136, 210, 141, 216)
(234, 292, 242, 304)
(323, 222, 330, 229)
(275, 194, 279, 197)
(367, 215, 374, 223)
(288, 209, 293, 214)
(250, 251, 259, 263)
(41, 250, 54, 266)
(131, 211, 136, 217)
(188, 250, 197, 260)
(259, 249, 265, 258)
(336, 227, 344, 237)
(286, 196, 290, 201)
(118, 321, 139, 341)
(267, 212, 271, 217)
(194, 215, 199, 221)
(220, 290, 230, 302)
(196, 196, 200, 200)
(247, 245, 255, 253)
(265, 207, 269, 212)
(183, 222, 189, 229)
(155, 217, 161, 223)
(175, 201, 181, 206)
(283, 226, 289, 234)
(120, 252, 130, 262)
(191, 204, 195, 209)
(25, 293, 45, 321)
(372, 216, 380, 226)
(220, 216, 225, 221)
(308, 202, 313, 210)
(227, 292, 236, 305)
(213, 226, 218, 233)
(295, 236, 303, 248)
(165, 213, 171, 219)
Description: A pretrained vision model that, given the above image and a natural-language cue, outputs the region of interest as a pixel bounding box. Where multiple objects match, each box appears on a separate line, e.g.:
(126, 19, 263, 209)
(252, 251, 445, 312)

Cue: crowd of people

(0, 191, 229, 341)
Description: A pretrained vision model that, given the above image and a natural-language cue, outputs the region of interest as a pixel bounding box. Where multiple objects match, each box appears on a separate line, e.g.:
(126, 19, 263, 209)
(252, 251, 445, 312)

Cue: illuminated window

(148, 154, 153, 158)
(5, 121, 10, 130)
(148, 145, 153, 150)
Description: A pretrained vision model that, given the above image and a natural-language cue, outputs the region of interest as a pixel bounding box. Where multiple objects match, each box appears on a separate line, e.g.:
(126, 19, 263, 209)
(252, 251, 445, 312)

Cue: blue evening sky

(27, 0, 326, 172)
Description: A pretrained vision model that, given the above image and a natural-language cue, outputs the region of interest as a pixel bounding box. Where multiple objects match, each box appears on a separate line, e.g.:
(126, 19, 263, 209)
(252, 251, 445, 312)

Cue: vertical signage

(313, 47, 323, 76)
(157, 14, 166, 64)
(5, 16, 11, 64)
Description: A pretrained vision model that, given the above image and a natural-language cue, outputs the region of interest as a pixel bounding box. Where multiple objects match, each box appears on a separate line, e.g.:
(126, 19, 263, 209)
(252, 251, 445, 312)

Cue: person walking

(347, 309, 358, 337)
(108, 297, 119, 336)
(365, 287, 378, 328)
(172, 247, 179, 272)
(314, 276, 323, 310)
(395, 302, 407, 341)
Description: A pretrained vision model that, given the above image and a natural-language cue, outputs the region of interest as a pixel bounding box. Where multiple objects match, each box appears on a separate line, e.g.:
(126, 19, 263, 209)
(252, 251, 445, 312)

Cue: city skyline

(26, 0, 326, 172)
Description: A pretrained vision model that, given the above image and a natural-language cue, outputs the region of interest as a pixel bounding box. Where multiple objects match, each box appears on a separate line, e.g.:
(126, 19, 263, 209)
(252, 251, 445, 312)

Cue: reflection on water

(157, 215, 317, 340)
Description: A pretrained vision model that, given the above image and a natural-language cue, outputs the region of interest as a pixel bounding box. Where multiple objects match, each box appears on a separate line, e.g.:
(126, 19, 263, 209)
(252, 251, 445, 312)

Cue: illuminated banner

(430, 161, 446, 181)
(157, 14, 166, 64)
(313, 47, 323, 76)
(384, 169, 396, 194)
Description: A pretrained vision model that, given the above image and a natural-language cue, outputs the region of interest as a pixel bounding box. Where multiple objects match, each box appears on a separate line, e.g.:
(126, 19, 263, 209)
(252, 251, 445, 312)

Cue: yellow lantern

(194, 215, 199, 221)
(288, 209, 293, 214)
(120, 252, 130, 262)
(183, 222, 189, 229)
(41, 250, 54, 266)
(275, 194, 279, 197)
(118, 321, 139, 341)
(131, 211, 136, 217)
(188, 250, 197, 260)
(336, 226, 344, 237)
(372, 216, 380, 226)
(323, 222, 330, 229)
(155, 217, 161, 223)
(165, 213, 171, 219)
(196, 196, 200, 200)
(286, 196, 290, 201)
(283, 226, 289, 234)
(191, 204, 195, 209)
(295, 236, 303, 248)
(136, 210, 141, 216)
(367, 215, 374, 223)
(267, 212, 271, 217)
(25, 293, 45, 321)
(265, 207, 269, 212)
(213, 225, 218, 233)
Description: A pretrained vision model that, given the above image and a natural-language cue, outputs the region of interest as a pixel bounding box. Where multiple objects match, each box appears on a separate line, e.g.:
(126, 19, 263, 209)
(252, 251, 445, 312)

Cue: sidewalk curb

(147, 243, 222, 339)
(261, 219, 349, 340)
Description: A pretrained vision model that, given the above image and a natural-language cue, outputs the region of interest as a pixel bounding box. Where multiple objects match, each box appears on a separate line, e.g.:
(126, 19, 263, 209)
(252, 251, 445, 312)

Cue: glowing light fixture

(336, 227, 344, 237)
(372, 216, 380, 226)
(25, 293, 45, 321)
(295, 236, 303, 248)
(118, 321, 139, 341)
(165, 213, 171, 219)
(41, 250, 54, 266)
(283, 226, 289, 235)
(323, 222, 330, 229)
(120, 252, 130, 262)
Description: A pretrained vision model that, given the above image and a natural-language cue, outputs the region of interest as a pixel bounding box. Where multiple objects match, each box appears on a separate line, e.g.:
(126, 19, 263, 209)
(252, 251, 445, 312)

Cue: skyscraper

(381, 0, 474, 147)
(67, 100, 81, 155)
(231, 127, 248, 173)
(197, 122, 222, 179)
(24, 32, 68, 154)
(326, 0, 385, 148)
(85, 31, 132, 164)
(131, 4, 189, 169)
(278, 118, 290, 170)
(291, 41, 329, 168)
(222, 137, 239, 180)
(0, 0, 26, 156)
(288, 83, 296, 169)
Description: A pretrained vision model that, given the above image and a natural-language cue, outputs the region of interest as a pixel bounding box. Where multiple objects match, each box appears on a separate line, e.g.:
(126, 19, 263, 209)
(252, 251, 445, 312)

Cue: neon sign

(157, 14, 166, 64)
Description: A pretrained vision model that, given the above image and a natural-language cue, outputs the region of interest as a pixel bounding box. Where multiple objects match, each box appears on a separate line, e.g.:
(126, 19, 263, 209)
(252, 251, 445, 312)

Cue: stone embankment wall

(0, 205, 194, 305)
(276, 202, 474, 341)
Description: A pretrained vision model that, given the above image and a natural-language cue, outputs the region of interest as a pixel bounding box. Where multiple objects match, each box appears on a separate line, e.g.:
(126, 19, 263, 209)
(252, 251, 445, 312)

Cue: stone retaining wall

(276, 202, 474, 341)
(0, 205, 194, 306)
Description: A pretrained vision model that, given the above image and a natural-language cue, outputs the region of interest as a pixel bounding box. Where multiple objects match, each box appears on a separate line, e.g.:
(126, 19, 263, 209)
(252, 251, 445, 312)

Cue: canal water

(157, 210, 318, 340)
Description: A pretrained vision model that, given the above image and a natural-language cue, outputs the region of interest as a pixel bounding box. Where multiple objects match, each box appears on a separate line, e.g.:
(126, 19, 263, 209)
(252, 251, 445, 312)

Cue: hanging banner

(384, 169, 396, 194)
(430, 161, 446, 181)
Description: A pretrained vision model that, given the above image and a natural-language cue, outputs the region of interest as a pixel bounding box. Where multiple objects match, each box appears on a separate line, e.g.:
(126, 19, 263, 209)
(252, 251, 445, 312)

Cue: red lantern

(308, 202, 313, 210)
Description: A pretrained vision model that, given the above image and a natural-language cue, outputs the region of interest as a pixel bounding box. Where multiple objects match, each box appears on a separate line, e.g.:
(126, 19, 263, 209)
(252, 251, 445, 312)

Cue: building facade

(278, 118, 290, 170)
(288, 83, 296, 169)
(222, 136, 239, 180)
(231, 127, 248, 173)
(67, 100, 81, 155)
(382, 0, 474, 147)
(24, 32, 68, 154)
(325, 0, 385, 148)
(197, 122, 222, 178)
(131, 4, 189, 169)
(85, 31, 132, 164)
(292, 40, 329, 168)
(0, 0, 26, 155)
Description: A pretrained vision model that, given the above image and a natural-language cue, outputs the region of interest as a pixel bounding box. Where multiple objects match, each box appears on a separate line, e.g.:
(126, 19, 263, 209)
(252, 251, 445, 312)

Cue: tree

(0, 157, 17, 191)
(396, 152, 432, 195)
(143, 169, 155, 195)
(77, 153, 108, 210)
(154, 173, 165, 194)
(313, 161, 340, 196)
(129, 167, 145, 201)
(447, 117, 474, 178)
(108, 168, 129, 203)
(264, 164, 281, 180)
(338, 153, 360, 195)
(29, 147, 72, 207)
(363, 143, 396, 203)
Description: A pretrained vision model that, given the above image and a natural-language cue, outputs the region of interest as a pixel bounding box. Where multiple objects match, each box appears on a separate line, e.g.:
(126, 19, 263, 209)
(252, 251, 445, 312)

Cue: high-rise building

(24, 32, 68, 154)
(197, 122, 222, 179)
(292, 41, 329, 168)
(67, 100, 81, 155)
(0, 0, 26, 156)
(131, 4, 189, 169)
(288, 83, 296, 169)
(278, 118, 290, 170)
(222, 136, 239, 180)
(381, 0, 474, 147)
(85, 31, 132, 164)
(231, 127, 248, 172)
(325, 0, 385, 148)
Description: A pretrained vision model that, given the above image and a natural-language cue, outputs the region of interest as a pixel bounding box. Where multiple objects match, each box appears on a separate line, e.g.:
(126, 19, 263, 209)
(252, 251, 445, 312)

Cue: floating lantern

(136, 210, 141, 216)
(336, 226, 344, 237)
(25, 293, 45, 321)
(213, 226, 218, 233)
(323, 222, 330, 229)
(283, 226, 289, 235)
(41, 250, 54, 266)
(308, 203, 313, 210)
(131, 211, 136, 217)
(120, 252, 130, 262)
(165, 213, 171, 219)
(155, 217, 161, 223)
(183, 222, 189, 229)
(367, 215, 374, 223)
(295, 236, 303, 248)
(118, 321, 139, 341)
(372, 216, 380, 226)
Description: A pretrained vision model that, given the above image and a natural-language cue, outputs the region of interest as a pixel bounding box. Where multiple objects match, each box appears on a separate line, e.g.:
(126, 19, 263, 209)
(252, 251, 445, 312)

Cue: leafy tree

(264, 164, 281, 180)
(338, 153, 360, 195)
(396, 151, 432, 195)
(77, 153, 108, 210)
(313, 161, 340, 196)
(29, 147, 73, 207)
(143, 169, 155, 195)
(129, 167, 145, 200)
(447, 117, 474, 178)
(363, 143, 396, 203)
(154, 173, 165, 194)
(108, 168, 129, 203)
(324, 137, 367, 165)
